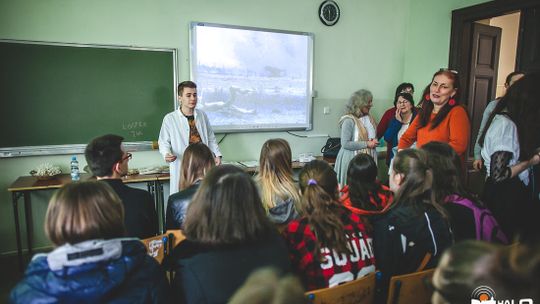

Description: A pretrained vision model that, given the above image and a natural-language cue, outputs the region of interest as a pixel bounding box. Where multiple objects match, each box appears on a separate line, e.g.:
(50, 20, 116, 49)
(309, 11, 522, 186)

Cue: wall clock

(319, 0, 340, 26)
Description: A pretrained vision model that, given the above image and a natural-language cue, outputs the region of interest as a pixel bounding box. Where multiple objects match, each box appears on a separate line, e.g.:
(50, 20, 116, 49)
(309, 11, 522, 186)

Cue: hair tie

(307, 179, 317, 186)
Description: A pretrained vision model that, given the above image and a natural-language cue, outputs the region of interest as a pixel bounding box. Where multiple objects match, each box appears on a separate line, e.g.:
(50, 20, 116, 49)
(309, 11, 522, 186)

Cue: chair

(386, 268, 435, 304)
(306, 272, 376, 304)
(141, 230, 185, 264)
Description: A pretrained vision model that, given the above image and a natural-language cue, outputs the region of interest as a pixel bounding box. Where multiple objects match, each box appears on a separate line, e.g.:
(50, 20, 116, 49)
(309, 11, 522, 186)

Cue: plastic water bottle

(70, 156, 80, 181)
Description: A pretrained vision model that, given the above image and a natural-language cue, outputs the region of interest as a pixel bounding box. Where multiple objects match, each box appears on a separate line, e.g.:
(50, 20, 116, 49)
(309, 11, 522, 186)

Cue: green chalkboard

(0, 40, 176, 151)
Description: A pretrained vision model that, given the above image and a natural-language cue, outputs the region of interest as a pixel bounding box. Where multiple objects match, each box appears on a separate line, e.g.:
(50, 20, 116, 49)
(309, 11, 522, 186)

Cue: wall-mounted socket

(323, 106, 331, 115)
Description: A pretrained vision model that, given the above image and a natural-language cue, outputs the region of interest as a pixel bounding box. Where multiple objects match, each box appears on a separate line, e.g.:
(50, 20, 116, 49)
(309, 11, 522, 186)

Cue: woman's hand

(472, 159, 483, 171)
(395, 107, 403, 123)
(367, 138, 379, 149)
(528, 151, 540, 167)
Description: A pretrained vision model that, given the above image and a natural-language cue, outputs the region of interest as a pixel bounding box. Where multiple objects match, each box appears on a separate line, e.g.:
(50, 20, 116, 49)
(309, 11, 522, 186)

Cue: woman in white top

(158, 81, 222, 195)
(334, 89, 378, 185)
(478, 72, 540, 241)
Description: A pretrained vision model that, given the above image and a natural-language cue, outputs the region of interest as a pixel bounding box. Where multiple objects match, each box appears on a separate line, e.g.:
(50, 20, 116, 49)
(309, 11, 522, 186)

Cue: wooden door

(467, 23, 502, 157)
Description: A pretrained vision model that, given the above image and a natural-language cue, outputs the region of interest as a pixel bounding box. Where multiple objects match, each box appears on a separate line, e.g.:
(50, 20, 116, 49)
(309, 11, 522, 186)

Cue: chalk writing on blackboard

(123, 121, 147, 138)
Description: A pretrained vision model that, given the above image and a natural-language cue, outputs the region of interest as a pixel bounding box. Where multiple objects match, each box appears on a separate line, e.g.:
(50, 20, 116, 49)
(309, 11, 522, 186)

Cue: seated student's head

(346, 153, 385, 211)
(228, 267, 307, 304)
(180, 142, 215, 191)
(389, 149, 446, 214)
(431, 240, 500, 304)
(421, 141, 466, 200)
(85, 134, 131, 178)
(298, 160, 350, 256)
(183, 165, 275, 245)
(258, 138, 300, 210)
(481, 243, 540, 301)
(46, 181, 125, 246)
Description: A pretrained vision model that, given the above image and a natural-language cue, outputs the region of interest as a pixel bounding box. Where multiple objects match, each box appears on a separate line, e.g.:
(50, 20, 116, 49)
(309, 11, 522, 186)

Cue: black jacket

(166, 182, 200, 230)
(101, 179, 158, 239)
(371, 203, 453, 303)
(168, 232, 291, 304)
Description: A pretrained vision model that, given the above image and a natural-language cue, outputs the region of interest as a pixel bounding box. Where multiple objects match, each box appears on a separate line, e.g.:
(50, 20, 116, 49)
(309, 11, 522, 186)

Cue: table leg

(24, 193, 33, 257)
(11, 192, 24, 272)
(156, 180, 165, 234)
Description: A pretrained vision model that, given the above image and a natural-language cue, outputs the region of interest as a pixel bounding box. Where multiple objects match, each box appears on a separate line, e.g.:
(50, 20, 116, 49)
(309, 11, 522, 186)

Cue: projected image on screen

(190, 22, 314, 133)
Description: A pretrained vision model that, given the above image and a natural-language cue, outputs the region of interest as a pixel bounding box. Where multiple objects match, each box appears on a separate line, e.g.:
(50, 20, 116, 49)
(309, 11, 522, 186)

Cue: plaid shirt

(283, 206, 376, 291)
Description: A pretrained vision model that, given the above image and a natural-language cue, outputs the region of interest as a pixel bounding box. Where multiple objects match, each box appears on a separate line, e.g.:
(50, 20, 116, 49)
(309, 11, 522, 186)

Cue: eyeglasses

(440, 68, 458, 74)
(120, 153, 132, 162)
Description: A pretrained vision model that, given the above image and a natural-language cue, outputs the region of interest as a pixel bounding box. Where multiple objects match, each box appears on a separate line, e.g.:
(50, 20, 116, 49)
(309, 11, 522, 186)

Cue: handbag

(321, 137, 341, 160)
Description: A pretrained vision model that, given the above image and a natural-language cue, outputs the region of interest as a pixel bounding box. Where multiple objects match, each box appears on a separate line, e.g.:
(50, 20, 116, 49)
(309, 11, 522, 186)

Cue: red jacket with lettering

(282, 205, 376, 291)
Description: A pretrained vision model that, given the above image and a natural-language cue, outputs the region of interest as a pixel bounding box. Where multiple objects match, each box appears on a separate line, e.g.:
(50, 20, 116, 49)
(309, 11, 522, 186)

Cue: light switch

(323, 106, 331, 115)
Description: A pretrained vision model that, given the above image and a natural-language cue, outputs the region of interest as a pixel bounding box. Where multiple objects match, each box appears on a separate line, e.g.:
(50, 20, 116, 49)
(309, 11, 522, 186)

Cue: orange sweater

(398, 105, 470, 156)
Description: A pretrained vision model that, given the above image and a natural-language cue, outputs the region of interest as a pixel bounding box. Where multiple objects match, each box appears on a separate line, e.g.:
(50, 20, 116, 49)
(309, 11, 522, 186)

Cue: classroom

(11, 1, 540, 302)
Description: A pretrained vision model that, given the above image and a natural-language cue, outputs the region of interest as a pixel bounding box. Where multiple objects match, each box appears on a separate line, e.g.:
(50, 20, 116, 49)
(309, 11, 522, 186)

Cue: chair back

(141, 230, 185, 263)
(306, 272, 376, 304)
(386, 268, 435, 304)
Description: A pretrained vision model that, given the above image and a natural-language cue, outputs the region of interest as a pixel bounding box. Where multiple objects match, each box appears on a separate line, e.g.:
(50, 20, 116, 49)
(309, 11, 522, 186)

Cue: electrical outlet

(323, 106, 330, 115)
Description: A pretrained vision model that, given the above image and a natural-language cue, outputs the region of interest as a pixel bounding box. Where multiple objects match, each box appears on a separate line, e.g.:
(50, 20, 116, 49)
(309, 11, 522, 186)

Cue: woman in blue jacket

(383, 92, 416, 165)
(10, 181, 170, 304)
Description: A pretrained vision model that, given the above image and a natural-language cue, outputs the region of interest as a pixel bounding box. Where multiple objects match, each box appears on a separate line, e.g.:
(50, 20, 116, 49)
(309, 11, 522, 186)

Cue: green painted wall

(0, 0, 488, 254)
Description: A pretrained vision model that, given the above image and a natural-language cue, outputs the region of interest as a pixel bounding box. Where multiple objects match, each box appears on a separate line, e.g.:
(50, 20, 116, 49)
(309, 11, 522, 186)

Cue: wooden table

(8, 173, 166, 271)
(7, 158, 335, 271)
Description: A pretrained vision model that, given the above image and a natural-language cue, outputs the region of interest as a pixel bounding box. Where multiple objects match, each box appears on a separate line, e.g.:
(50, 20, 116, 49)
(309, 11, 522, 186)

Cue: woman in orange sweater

(398, 69, 470, 158)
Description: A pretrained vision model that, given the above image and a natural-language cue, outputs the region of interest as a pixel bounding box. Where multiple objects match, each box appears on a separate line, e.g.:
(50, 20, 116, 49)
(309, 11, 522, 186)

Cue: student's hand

(214, 156, 222, 166)
(472, 159, 483, 171)
(165, 153, 177, 163)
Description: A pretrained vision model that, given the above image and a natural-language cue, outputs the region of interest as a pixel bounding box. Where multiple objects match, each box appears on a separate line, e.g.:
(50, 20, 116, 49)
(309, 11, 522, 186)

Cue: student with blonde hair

(257, 138, 301, 225)
(10, 181, 169, 303)
(166, 142, 215, 229)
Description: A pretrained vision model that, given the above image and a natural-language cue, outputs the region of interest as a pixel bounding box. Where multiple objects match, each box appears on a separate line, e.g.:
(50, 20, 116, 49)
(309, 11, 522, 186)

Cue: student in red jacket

(340, 153, 393, 216)
(283, 160, 376, 291)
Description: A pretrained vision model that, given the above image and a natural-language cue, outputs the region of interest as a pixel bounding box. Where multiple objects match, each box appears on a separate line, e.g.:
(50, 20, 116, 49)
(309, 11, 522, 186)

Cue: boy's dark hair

(178, 81, 197, 96)
(85, 134, 124, 177)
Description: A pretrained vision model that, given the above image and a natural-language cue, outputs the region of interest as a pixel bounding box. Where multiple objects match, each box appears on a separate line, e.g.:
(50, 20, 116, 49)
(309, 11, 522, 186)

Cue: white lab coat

(158, 109, 222, 195)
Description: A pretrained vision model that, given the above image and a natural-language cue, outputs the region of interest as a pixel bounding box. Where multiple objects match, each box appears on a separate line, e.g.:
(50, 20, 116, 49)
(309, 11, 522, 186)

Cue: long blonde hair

(257, 138, 301, 211)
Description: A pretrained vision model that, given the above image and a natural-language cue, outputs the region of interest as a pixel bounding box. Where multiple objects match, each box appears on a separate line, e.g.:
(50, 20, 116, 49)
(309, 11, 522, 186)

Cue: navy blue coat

(10, 239, 170, 304)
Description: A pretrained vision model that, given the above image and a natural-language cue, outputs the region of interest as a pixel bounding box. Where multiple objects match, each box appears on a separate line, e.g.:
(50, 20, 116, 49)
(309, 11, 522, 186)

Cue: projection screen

(190, 22, 314, 133)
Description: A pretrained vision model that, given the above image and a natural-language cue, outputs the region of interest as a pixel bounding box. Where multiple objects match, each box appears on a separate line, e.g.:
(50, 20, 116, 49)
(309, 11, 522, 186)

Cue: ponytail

(299, 160, 352, 259)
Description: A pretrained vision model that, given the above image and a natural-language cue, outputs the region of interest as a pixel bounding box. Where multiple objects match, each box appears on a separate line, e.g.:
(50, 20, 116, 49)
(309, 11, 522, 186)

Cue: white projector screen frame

(189, 22, 314, 133)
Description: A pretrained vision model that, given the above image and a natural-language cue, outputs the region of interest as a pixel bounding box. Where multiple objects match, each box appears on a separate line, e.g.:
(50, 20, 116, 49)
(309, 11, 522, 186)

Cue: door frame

(449, 0, 540, 105)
